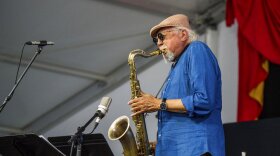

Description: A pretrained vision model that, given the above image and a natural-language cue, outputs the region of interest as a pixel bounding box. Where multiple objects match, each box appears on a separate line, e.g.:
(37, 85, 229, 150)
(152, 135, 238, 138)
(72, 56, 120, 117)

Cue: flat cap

(150, 14, 191, 37)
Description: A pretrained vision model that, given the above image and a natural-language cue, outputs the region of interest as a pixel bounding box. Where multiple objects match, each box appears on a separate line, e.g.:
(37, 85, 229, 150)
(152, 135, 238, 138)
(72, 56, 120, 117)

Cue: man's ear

(180, 30, 189, 41)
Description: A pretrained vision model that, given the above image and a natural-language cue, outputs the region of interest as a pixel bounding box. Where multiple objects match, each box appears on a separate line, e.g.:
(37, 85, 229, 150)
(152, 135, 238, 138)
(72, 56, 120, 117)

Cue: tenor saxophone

(108, 49, 163, 156)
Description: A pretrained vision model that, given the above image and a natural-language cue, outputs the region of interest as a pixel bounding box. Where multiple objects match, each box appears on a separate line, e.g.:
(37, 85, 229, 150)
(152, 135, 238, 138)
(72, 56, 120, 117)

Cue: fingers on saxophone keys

(128, 97, 141, 105)
(130, 103, 147, 116)
(129, 102, 140, 109)
(128, 100, 133, 105)
(131, 112, 139, 116)
(131, 108, 145, 116)
(131, 105, 141, 112)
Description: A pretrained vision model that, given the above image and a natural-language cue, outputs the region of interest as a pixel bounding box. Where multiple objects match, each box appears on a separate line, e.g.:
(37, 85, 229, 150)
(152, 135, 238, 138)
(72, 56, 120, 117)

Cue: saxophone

(108, 49, 163, 156)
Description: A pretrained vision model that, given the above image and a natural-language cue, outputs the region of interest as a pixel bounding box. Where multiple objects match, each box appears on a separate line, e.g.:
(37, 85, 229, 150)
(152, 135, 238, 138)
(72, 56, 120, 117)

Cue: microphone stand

(0, 45, 44, 113)
(68, 111, 102, 156)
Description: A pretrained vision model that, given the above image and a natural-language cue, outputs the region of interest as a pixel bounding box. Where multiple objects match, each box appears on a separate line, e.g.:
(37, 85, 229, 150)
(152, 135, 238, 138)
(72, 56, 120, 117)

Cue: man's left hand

(128, 92, 161, 116)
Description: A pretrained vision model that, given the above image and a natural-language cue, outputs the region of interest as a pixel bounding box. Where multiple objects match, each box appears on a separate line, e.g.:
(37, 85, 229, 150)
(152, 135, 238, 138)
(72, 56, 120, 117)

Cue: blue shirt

(156, 41, 225, 156)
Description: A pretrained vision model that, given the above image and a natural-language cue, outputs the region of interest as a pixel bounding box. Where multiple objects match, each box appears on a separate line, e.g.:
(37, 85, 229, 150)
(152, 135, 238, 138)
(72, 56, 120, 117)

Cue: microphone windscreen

(99, 97, 112, 113)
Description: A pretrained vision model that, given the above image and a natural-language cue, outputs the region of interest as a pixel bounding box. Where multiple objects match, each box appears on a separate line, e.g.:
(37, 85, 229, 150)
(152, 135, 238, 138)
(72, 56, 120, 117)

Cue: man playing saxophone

(128, 14, 225, 156)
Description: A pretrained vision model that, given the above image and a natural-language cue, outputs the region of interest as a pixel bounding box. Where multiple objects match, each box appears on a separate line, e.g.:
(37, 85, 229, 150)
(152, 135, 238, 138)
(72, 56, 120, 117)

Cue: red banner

(226, 0, 280, 121)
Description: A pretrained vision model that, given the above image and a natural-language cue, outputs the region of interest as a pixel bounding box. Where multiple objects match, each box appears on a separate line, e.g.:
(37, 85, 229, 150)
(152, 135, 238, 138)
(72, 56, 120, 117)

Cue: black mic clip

(95, 110, 105, 119)
(25, 40, 54, 46)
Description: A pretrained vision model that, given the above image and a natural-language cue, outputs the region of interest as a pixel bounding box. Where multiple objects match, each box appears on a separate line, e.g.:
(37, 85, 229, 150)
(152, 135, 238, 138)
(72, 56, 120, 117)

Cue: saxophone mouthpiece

(160, 49, 167, 55)
(149, 49, 164, 56)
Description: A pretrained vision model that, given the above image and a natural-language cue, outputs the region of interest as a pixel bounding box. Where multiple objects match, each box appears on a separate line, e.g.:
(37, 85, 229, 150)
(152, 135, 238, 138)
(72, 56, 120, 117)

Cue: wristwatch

(160, 98, 167, 110)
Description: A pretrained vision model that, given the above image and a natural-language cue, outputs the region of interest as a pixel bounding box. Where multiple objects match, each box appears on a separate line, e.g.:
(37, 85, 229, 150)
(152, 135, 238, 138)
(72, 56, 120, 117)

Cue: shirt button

(159, 119, 161, 122)
(158, 134, 161, 137)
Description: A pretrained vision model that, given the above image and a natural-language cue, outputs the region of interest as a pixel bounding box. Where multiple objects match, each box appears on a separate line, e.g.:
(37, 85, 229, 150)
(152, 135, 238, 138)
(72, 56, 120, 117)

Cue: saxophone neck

(128, 49, 163, 60)
(149, 49, 163, 56)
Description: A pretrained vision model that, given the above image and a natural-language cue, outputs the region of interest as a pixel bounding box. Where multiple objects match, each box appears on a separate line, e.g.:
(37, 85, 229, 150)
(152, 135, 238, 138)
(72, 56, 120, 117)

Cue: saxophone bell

(108, 116, 138, 156)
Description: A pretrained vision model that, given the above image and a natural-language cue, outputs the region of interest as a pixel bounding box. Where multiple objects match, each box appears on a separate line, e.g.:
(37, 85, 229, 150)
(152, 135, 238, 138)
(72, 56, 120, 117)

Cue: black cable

(87, 123, 99, 134)
(15, 43, 26, 84)
(155, 74, 169, 98)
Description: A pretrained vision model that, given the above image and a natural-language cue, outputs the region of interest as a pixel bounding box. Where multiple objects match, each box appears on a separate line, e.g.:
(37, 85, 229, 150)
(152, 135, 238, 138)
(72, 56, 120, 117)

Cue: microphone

(25, 40, 54, 46)
(95, 97, 112, 124)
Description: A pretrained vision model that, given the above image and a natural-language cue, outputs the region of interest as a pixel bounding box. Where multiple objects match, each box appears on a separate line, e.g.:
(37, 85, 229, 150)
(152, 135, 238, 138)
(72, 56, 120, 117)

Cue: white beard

(161, 45, 175, 63)
(165, 51, 175, 62)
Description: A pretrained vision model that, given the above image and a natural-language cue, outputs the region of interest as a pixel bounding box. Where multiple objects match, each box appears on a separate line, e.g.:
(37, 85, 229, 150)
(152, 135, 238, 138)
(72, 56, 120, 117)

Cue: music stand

(48, 133, 114, 156)
(0, 133, 65, 156)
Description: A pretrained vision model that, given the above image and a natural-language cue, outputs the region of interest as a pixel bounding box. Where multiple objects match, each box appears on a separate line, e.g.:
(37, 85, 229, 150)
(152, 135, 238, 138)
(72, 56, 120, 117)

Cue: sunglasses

(153, 33, 165, 45)
(152, 28, 182, 45)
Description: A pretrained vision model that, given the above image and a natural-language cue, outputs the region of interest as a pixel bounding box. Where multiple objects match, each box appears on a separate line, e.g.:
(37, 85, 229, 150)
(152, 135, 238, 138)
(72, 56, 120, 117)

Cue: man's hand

(128, 91, 161, 116)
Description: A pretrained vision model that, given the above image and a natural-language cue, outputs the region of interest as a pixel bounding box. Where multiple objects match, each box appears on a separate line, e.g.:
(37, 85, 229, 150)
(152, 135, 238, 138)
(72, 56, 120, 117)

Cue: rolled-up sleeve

(181, 42, 216, 117)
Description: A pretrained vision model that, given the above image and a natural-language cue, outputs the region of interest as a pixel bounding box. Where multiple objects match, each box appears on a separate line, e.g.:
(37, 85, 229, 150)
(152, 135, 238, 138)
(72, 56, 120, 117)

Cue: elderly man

(128, 14, 225, 156)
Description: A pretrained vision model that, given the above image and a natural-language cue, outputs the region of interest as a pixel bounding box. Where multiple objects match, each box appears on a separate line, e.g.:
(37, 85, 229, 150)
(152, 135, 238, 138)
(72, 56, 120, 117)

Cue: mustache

(160, 45, 168, 52)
